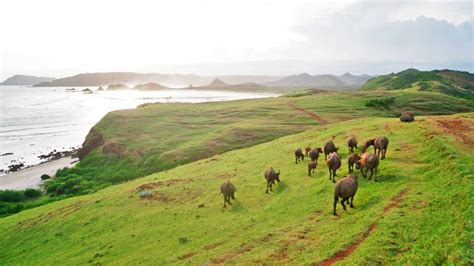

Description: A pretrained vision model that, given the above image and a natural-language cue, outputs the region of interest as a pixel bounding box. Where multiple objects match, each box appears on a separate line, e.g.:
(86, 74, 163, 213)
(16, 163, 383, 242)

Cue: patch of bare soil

(288, 102, 329, 125)
(317, 189, 408, 266)
(435, 118, 474, 145)
(178, 252, 197, 260)
(210, 244, 254, 264)
(135, 178, 195, 191)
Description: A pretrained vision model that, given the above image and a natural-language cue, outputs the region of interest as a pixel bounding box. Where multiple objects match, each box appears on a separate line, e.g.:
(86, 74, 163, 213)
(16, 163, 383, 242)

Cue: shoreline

(0, 157, 78, 190)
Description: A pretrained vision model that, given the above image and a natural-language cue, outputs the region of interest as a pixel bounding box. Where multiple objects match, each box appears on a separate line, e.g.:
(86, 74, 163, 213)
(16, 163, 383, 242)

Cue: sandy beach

(0, 157, 77, 190)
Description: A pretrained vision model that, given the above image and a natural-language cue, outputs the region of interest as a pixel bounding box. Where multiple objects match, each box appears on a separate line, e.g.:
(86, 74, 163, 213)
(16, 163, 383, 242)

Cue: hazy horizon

(1, 0, 473, 80)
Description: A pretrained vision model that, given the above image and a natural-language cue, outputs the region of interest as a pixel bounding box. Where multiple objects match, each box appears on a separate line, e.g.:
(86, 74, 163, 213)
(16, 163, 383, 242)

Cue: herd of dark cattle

(221, 136, 389, 215)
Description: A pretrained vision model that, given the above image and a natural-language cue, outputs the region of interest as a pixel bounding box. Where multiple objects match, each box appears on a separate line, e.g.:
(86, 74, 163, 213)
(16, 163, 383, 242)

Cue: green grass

(45, 90, 474, 197)
(362, 69, 474, 100)
(1, 113, 472, 264)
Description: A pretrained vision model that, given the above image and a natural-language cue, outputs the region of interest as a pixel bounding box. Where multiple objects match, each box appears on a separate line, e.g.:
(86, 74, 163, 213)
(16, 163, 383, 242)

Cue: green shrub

(365, 97, 396, 108)
(0, 190, 25, 202)
(24, 188, 42, 198)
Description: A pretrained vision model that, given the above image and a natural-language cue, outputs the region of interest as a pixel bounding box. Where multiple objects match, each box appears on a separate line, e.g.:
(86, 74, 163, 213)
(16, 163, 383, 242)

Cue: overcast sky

(0, 0, 472, 79)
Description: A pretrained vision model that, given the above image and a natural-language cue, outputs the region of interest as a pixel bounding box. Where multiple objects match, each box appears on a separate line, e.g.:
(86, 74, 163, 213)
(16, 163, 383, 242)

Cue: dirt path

(318, 189, 408, 266)
(287, 102, 329, 125)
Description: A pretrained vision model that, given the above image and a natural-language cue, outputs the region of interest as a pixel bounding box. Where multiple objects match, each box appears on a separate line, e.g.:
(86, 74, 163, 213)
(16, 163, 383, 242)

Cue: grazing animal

(308, 147, 323, 162)
(220, 180, 236, 208)
(347, 136, 358, 154)
(359, 153, 380, 181)
(362, 137, 389, 160)
(326, 152, 341, 183)
(308, 161, 317, 176)
(324, 140, 338, 160)
(333, 175, 358, 215)
(294, 148, 305, 164)
(264, 167, 281, 193)
(304, 147, 312, 157)
(348, 153, 361, 173)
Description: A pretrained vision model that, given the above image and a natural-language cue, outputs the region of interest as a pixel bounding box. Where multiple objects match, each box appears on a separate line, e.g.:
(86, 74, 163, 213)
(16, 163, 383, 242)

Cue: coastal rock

(8, 163, 25, 172)
(98, 86, 104, 91)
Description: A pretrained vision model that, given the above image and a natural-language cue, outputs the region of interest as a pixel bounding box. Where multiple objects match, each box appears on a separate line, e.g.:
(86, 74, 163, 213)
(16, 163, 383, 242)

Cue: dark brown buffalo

(324, 140, 338, 160)
(348, 153, 361, 173)
(347, 136, 358, 154)
(308, 161, 316, 176)
(326, 152, 341, 183)
(264, 167, 281, 193)
(359, 153, 380, 181)
(333, 174, 358, 215)
(294, 148, 304, 164)
(308, 147, 323, 162)
(362, 136, 389, 160)
(220, 180, 236, 208)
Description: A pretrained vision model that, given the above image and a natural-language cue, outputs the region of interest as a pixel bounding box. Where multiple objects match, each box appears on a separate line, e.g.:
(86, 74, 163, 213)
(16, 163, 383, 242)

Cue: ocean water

(0, 86, 277, 174)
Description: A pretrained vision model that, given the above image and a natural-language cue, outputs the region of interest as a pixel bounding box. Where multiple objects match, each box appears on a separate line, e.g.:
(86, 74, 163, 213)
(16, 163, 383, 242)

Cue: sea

(0, 86, 278, 175)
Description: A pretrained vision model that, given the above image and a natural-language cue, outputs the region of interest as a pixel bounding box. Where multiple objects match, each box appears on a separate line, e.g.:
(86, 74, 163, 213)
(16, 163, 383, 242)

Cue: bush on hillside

(365, 97, 396, 108)
(0, 190, 25, 202)
(24, 188, 42, 198)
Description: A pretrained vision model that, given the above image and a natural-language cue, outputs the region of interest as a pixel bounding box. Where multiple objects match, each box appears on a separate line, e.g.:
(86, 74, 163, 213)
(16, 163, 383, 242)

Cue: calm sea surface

(0, 86, 278, 174)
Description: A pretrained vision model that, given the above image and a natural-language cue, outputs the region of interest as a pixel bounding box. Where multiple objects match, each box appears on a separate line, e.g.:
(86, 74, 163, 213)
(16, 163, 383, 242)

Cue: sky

(0, 0, 472, 80)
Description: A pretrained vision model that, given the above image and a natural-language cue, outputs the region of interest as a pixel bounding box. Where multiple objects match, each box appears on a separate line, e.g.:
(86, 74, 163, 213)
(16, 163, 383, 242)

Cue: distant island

(106, 84, 131, 90)
(1, 75, 55, 86)
(133, 82, 168, 90)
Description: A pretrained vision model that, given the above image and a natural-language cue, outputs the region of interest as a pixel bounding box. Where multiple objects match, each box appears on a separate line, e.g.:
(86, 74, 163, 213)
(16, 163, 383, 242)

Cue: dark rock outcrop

(77, 127, 105, 160)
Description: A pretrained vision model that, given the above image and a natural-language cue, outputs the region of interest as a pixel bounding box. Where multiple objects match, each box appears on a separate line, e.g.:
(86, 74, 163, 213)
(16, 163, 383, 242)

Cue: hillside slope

(44, 91, 474, 198)
(362, 69, 474, 99)
(1, 114, 472, 264)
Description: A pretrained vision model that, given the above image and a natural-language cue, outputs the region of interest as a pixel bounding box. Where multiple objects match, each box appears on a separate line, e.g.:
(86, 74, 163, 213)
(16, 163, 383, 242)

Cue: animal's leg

(223, 197, 226, 208)
(374, 167, 378, 182)
(227, 197, 232, 205)
(362, 167, 367, 178)
(328, 168, 332, 180)
(332, 170, 336, 183)
(350, 196, 355, 208)
(369, 168, 374, 180)
(265, 184, 269, 194)
(341, 198, 347, 211)
(333, 197, 338, 215)
(382, 148, 386, 160)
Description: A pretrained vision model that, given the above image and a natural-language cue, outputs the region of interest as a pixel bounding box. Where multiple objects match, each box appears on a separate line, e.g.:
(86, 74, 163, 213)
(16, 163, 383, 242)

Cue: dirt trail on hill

(287, 102, 329, 125)
(318, 189, 408, 266)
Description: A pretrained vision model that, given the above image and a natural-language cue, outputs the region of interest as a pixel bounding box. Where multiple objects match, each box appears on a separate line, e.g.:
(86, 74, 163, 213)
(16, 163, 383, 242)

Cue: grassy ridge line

(49, 90, 474, 191)
(362, 69, 474, 100)
(1, 114, 472, 264)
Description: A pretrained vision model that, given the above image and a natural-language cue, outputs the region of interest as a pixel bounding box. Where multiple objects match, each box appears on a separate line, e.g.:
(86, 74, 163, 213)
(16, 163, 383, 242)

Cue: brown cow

(359, 153, 380, 181)
(348, 153, 361, 173)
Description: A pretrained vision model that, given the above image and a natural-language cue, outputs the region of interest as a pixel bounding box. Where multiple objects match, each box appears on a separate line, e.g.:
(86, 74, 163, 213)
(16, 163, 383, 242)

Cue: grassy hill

(1, 113, 472, 264)
(362, 69, 474, 100)
(42, 90, 474, 198)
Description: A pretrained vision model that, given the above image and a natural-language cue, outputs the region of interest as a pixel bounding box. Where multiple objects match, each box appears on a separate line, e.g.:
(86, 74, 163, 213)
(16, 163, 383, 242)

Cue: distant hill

(265, 73, 373, 89)
(133, 82, 168, 90)
(32, 72, 282, 88)
(1, 75, 54, 85)
(207, 79, 229, 88)
(362, 69, 474, 99)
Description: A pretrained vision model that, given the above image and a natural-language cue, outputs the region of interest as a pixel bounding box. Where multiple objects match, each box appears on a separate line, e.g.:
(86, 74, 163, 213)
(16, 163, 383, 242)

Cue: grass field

(1, 113, 472, 264)
(44, 90, 474, 196)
